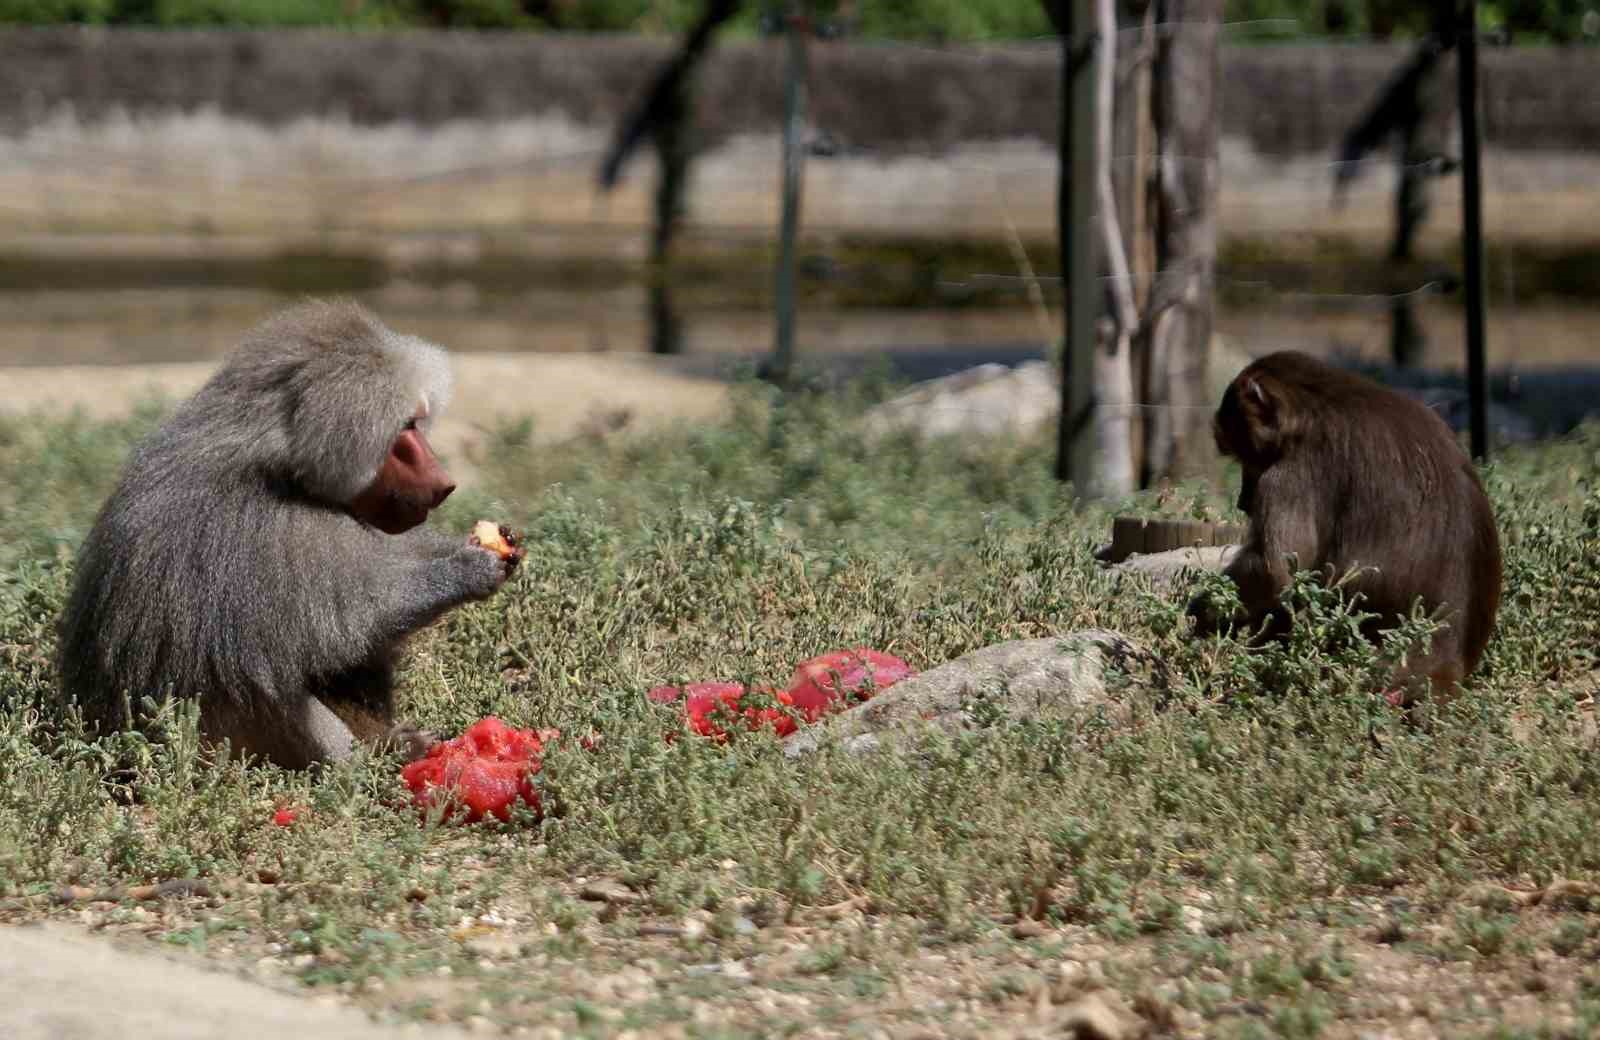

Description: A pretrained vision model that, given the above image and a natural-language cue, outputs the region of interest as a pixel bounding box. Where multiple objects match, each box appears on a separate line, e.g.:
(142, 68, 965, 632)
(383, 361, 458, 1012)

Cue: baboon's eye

(403, 417, 419, 432)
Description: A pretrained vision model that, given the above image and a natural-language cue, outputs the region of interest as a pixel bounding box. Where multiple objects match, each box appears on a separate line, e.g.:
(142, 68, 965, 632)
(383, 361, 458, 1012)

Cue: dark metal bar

(771, 0, 808, 384)
(1055, 0, 1100, 486)
(1456, 0, 1489, 461)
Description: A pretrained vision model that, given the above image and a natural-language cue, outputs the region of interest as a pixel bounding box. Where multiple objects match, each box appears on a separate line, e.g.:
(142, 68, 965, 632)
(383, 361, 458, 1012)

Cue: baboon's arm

(1226, 464, 1322, 617)
(359, 545, 509, 646)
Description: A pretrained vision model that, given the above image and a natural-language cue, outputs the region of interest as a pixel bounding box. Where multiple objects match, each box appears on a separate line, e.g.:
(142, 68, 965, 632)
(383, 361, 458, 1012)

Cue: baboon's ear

(1223, 373, 1286, 463)
(1242, 376, 1281, 440)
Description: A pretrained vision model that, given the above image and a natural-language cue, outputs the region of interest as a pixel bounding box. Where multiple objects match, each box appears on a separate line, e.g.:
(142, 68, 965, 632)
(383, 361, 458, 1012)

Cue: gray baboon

(57, 299, 523, 769)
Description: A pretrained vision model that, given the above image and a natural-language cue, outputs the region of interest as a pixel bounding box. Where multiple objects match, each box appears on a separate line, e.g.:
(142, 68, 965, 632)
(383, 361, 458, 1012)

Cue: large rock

(783, 632, 1149, 758)
(861, 360, 1058, 440)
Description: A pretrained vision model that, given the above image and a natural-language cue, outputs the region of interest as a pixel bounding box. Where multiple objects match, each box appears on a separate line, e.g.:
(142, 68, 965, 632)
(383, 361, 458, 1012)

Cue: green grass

(3, 379, 1600, 1036)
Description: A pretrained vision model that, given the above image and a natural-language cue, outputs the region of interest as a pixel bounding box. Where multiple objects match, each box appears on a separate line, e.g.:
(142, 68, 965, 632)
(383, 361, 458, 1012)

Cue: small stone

(465, 934, 525, 960)
(1013, 918, 1048, 939)
(1060, 992, 1137, 1040)
(1542, 880, 1600, 910)
(580, 880, 642, 905)
(1464, 883, 1535, 909)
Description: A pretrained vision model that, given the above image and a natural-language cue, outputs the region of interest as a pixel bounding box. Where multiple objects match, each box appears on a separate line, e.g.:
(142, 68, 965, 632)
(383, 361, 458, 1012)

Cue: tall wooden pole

(771, 0, 809, 384)
(1144, 0, 1220, 486)
(1054, 0, 1100, 488)
(1455, 0, 1489, 461)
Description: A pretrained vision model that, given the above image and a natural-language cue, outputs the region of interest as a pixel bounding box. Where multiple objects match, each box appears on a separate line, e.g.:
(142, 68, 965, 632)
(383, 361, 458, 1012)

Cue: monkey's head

(1213, 371, 1278, 468)
(1212, 354, 1318, 513)
(215, 300, 459, 535)
(1213, 352, 1324, 470)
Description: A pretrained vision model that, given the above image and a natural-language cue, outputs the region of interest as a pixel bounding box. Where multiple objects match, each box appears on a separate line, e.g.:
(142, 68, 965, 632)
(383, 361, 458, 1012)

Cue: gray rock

(860, 333, 1244, 446)
(783, 632, 1149, 759)
(1109, 544, 1238, 593)
(861, 360, 1058, 440)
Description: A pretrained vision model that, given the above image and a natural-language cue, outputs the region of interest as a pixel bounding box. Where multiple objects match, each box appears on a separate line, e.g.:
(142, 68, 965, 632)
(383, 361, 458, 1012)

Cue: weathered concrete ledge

(2, 28, 1596, 155)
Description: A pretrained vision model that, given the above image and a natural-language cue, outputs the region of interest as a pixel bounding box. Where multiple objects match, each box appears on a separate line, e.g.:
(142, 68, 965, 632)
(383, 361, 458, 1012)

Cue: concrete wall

(2, 27, 1596, 156)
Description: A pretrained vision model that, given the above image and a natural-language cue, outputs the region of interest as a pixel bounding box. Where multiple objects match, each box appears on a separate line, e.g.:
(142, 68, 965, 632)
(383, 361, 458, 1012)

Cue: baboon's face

(348, 418, 455, 534)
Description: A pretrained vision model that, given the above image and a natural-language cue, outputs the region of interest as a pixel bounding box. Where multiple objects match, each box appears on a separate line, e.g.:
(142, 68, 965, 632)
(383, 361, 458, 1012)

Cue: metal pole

(1456, 0, 1489, 461)
(1055, 0, 1100, 486)
(771, 0, 808, 384)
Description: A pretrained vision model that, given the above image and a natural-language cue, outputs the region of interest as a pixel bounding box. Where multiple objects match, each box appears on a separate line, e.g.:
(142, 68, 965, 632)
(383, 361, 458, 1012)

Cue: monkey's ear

(1245, 378, 1276, 421)
(1239, 376, 1284, 455)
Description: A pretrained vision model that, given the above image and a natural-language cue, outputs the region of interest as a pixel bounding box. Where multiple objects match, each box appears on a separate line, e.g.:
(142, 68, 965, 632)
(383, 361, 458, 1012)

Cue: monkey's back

(1276, 358, 1502, 674)
(57, 412, 364, 732)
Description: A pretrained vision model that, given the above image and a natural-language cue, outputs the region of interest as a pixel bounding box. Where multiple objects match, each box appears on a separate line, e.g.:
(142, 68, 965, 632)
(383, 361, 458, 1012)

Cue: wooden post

(771, 0, 809, 384)
(1092, 0, 1137, 496)
(1053, 0, 1101, 490)
(1143, 0, 1221, 486)
(1455, 0, 1489, 461)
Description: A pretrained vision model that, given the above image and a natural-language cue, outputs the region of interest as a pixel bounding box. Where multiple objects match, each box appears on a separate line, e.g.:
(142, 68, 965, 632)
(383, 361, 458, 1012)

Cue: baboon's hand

(382, 723, 439, 763)
(1185, 591, 1242, 639)
(457, 541, 519, 599)
(1185, 593, 1220, 637)
(470, 521, 525, 574)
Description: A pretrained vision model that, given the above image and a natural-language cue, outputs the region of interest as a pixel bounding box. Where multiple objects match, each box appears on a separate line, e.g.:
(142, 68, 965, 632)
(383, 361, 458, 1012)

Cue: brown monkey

(1188, 350, 1502, 702)
(57, 299, 524, 769)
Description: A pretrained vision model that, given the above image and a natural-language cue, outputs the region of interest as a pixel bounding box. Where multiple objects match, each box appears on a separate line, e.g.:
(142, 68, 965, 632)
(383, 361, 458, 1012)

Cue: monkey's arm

(1189, 466, 1321, 638)
(358, 544, 515, 645)
(392, 525, 468, 558)
(270, 517, 517, 668)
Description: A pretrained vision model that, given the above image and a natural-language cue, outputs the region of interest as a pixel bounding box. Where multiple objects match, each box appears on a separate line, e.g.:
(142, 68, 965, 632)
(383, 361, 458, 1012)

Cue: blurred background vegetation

(0, 0, 1594, 43)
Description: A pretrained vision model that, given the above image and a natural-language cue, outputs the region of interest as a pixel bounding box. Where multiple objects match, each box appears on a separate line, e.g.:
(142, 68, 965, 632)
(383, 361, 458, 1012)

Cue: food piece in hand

(472, 520, 518, 560)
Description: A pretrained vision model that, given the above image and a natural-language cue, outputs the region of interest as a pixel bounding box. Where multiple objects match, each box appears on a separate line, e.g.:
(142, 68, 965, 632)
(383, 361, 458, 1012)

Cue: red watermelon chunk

(647, 649, 914, 740)
(647, 681, 797, 739)
(400, 716, 558, 823)
(785, 648, 914, 721)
